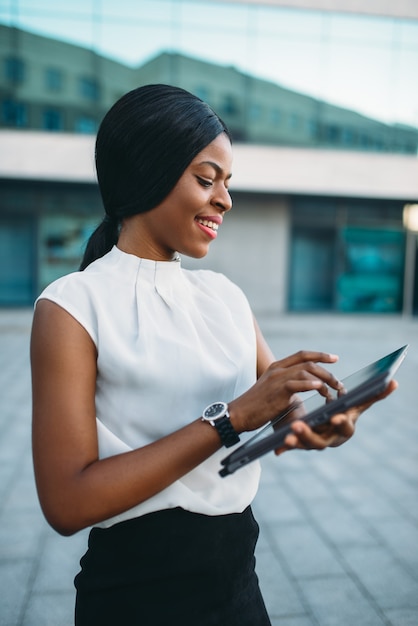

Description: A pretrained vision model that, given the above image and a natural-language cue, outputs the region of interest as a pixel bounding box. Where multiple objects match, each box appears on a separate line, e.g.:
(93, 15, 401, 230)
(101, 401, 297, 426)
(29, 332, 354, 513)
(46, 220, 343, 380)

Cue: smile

(195, 218, 219, 232)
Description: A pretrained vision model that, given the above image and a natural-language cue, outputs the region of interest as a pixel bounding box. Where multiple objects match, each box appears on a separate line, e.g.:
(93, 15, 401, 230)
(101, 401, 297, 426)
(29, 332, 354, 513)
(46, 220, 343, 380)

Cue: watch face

(204, 402, 227, 419)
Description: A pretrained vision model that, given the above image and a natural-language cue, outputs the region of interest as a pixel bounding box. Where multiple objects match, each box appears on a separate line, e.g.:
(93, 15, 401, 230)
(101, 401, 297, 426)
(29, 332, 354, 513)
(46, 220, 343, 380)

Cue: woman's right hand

(228, 351, 344, 434)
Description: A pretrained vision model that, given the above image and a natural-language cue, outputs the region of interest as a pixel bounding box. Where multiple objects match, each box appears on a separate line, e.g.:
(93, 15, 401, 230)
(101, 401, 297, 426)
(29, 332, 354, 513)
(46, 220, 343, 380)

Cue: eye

(197, 176, 213, 188)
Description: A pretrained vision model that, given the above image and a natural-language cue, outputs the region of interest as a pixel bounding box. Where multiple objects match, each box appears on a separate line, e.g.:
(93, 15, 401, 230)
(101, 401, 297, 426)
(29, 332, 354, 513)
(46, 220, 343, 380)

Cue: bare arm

(253, 315, 275, 378)
(31, 303, 373, 536)
(31, 300, 223, 536)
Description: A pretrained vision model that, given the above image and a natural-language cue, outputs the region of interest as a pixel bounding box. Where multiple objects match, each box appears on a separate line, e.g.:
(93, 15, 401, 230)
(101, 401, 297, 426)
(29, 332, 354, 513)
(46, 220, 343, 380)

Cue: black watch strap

(213, 414, 240, 448)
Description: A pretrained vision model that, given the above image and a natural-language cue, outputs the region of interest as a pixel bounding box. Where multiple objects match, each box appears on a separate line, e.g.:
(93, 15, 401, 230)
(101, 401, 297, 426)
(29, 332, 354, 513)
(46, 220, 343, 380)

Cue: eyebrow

(198, 160, 232, 180)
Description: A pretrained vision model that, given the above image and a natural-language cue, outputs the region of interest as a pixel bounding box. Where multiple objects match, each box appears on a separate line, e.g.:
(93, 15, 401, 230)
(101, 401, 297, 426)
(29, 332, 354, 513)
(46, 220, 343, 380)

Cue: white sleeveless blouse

(37, 246, 261, 527)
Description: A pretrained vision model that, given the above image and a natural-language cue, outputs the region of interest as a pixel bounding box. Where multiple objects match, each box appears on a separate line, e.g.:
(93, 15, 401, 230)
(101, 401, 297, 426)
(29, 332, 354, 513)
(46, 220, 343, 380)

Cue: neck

(117, 218, 177, 262)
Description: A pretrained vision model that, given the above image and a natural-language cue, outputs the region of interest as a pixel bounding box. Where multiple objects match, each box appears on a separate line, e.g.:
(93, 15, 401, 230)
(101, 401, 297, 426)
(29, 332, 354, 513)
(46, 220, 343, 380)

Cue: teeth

(196, 218, 218, 231)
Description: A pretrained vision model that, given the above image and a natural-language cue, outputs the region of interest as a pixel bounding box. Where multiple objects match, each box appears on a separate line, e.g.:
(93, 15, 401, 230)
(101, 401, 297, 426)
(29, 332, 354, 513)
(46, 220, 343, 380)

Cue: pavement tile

(0, 510, 45, 560)
(269, 618, 317, 626)
(383, 607, 418, 625)
(300, 575, 388, 626)
(1, 311, 418, 626)
(338, 544, 418, 609)
(370, 518, 418, 578)
(337, 482, 408, 520)
(253, 483, 305, 524)
(255, 546, 308, 619)
(260, 520, 346, 579)
(32, 529, 88, 594)
(22, 591, 75, 626)
(0, 559, 34, 626)
(303, 499, 380, 548)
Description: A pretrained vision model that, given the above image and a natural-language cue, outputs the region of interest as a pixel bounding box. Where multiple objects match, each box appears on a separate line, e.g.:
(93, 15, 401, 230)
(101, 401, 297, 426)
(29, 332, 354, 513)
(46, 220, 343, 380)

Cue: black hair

(80, 84, 231, 270)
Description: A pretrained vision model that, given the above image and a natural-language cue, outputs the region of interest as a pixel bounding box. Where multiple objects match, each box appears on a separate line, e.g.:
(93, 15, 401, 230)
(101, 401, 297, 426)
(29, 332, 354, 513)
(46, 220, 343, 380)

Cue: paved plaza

(0, 309, 417, 625)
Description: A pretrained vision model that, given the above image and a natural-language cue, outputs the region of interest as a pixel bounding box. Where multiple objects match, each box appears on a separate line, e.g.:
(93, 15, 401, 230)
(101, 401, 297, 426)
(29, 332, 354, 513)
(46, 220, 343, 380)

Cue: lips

(195, 218, 219, 232)
(194, 215, 223, 240)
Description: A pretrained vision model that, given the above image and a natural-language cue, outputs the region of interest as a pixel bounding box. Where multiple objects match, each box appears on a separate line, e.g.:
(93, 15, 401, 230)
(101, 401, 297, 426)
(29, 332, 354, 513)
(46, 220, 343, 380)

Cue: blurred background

(1, 0, 418, 316)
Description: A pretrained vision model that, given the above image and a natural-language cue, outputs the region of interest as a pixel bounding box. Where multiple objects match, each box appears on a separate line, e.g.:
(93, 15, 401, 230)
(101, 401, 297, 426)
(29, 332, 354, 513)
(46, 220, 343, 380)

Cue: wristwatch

(201, 402, 240, 448)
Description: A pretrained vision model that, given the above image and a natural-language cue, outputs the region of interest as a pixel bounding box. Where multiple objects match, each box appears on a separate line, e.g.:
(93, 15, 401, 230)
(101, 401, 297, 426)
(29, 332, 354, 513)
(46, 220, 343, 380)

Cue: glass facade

(0, 180, 103, 305)
(0, 216, 36, 305)
(38, 215, 98, 292)
(0, 2, 417, 311)
(288, 197, 407, 313)
(0, 1, 417, 152)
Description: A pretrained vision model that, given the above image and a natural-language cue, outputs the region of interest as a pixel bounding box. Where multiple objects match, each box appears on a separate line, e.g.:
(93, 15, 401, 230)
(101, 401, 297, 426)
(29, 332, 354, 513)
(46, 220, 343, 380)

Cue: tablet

(219, 344, 408, 477)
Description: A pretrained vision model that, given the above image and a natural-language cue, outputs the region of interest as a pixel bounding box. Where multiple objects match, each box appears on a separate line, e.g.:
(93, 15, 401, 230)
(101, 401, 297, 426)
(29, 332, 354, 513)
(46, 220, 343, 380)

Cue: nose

(213, 186, 232, 213)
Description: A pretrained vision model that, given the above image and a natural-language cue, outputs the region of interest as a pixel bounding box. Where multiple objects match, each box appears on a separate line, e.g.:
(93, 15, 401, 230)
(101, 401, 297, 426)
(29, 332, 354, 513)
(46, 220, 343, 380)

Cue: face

(121, 132, 233, 261)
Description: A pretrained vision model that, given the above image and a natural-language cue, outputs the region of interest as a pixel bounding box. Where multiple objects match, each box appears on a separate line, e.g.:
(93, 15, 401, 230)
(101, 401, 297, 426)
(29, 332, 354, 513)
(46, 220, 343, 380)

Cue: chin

(181, 245, 210, 259)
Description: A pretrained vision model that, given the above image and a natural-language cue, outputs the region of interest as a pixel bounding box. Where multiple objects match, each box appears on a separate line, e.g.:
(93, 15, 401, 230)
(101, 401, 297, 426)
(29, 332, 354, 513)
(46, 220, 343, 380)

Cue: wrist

(201, 402, 240, 448)
(226, 401, 246, 435)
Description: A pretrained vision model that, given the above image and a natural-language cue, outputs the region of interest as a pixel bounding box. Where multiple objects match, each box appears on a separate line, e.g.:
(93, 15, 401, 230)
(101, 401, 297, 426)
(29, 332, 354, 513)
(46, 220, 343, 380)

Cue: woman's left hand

(276, 379, 398, 454)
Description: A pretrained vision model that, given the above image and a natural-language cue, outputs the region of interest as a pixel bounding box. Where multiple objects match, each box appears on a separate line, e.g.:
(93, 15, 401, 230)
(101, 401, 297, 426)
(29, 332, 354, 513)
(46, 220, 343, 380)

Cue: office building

(1, 2, 417, 313)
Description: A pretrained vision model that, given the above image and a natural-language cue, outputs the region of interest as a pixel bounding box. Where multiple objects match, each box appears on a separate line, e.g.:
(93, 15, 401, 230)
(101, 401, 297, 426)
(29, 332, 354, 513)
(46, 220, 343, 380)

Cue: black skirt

(74, 506, 271, 626)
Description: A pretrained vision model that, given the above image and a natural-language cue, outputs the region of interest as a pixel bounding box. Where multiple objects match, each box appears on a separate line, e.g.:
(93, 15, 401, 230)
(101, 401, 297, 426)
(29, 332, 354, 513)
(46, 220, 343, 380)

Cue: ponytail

(79, 217, 119, 271)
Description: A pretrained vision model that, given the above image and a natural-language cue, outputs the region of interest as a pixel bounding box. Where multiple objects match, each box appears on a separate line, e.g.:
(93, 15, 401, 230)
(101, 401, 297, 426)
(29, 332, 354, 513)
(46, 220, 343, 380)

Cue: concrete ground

(0, 309, 417, 625)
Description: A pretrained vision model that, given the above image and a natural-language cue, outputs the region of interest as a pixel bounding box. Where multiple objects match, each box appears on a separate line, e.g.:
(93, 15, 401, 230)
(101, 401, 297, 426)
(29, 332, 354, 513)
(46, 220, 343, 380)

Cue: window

(79, 77, 100, 101)
(307, 119, 318, 139)
(4, 57, 25, 83)
(2, 100, 27, 127)
(359, 133, 371, 148)
(270, 108, 281, 125)
(194, 86, 209, 102)
(45, 68, 63, 92)
(42, 109, 64, 131)
(373, 137, 384, 151)
(74, 116, 97, 133)
(39, 215, 99, 291)
(220, 94, 239, 116)
(289, 113, 301, 130)
(248, 103, 261, 121)
(324, 124, 340, 143)
(341, 127, 355, 146)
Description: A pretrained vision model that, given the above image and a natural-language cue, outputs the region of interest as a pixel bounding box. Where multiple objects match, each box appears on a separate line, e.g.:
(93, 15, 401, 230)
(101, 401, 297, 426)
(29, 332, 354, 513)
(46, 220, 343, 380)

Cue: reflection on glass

(0, 1, 417, 152)
(337, 228, 405, 312)
(39, 216, 97, 291)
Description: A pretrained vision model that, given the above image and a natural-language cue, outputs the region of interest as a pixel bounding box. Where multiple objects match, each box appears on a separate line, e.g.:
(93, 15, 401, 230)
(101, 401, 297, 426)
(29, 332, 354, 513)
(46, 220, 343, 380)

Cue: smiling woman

(30, 83, 396, 626)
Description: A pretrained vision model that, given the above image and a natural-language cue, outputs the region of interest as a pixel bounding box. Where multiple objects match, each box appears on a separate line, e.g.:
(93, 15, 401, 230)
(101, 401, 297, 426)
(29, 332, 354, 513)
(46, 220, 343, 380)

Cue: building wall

(0, 7, 418, 314)
(0, 174, 413, 314)
(1, 129, 416, 312)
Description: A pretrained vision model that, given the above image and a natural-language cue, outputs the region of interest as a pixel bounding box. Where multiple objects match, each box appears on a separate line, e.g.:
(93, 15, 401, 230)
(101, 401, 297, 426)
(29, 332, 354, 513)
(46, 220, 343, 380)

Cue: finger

(329, 413, 356, 438)
(275, 351, 339, 369)
(346, 379, 399, 415)
(283, 379, 335, 396)
(300, 362, 344, 393)
(288, 419, 352, 450)
(374, 379, 398, 400)
(285, 421, 328, 450)
(277, 360, 343, 394)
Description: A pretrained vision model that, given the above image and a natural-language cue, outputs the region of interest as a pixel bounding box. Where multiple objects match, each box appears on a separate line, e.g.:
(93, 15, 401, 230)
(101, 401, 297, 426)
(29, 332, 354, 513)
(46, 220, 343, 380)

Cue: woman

(31, 84, 395, 625)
